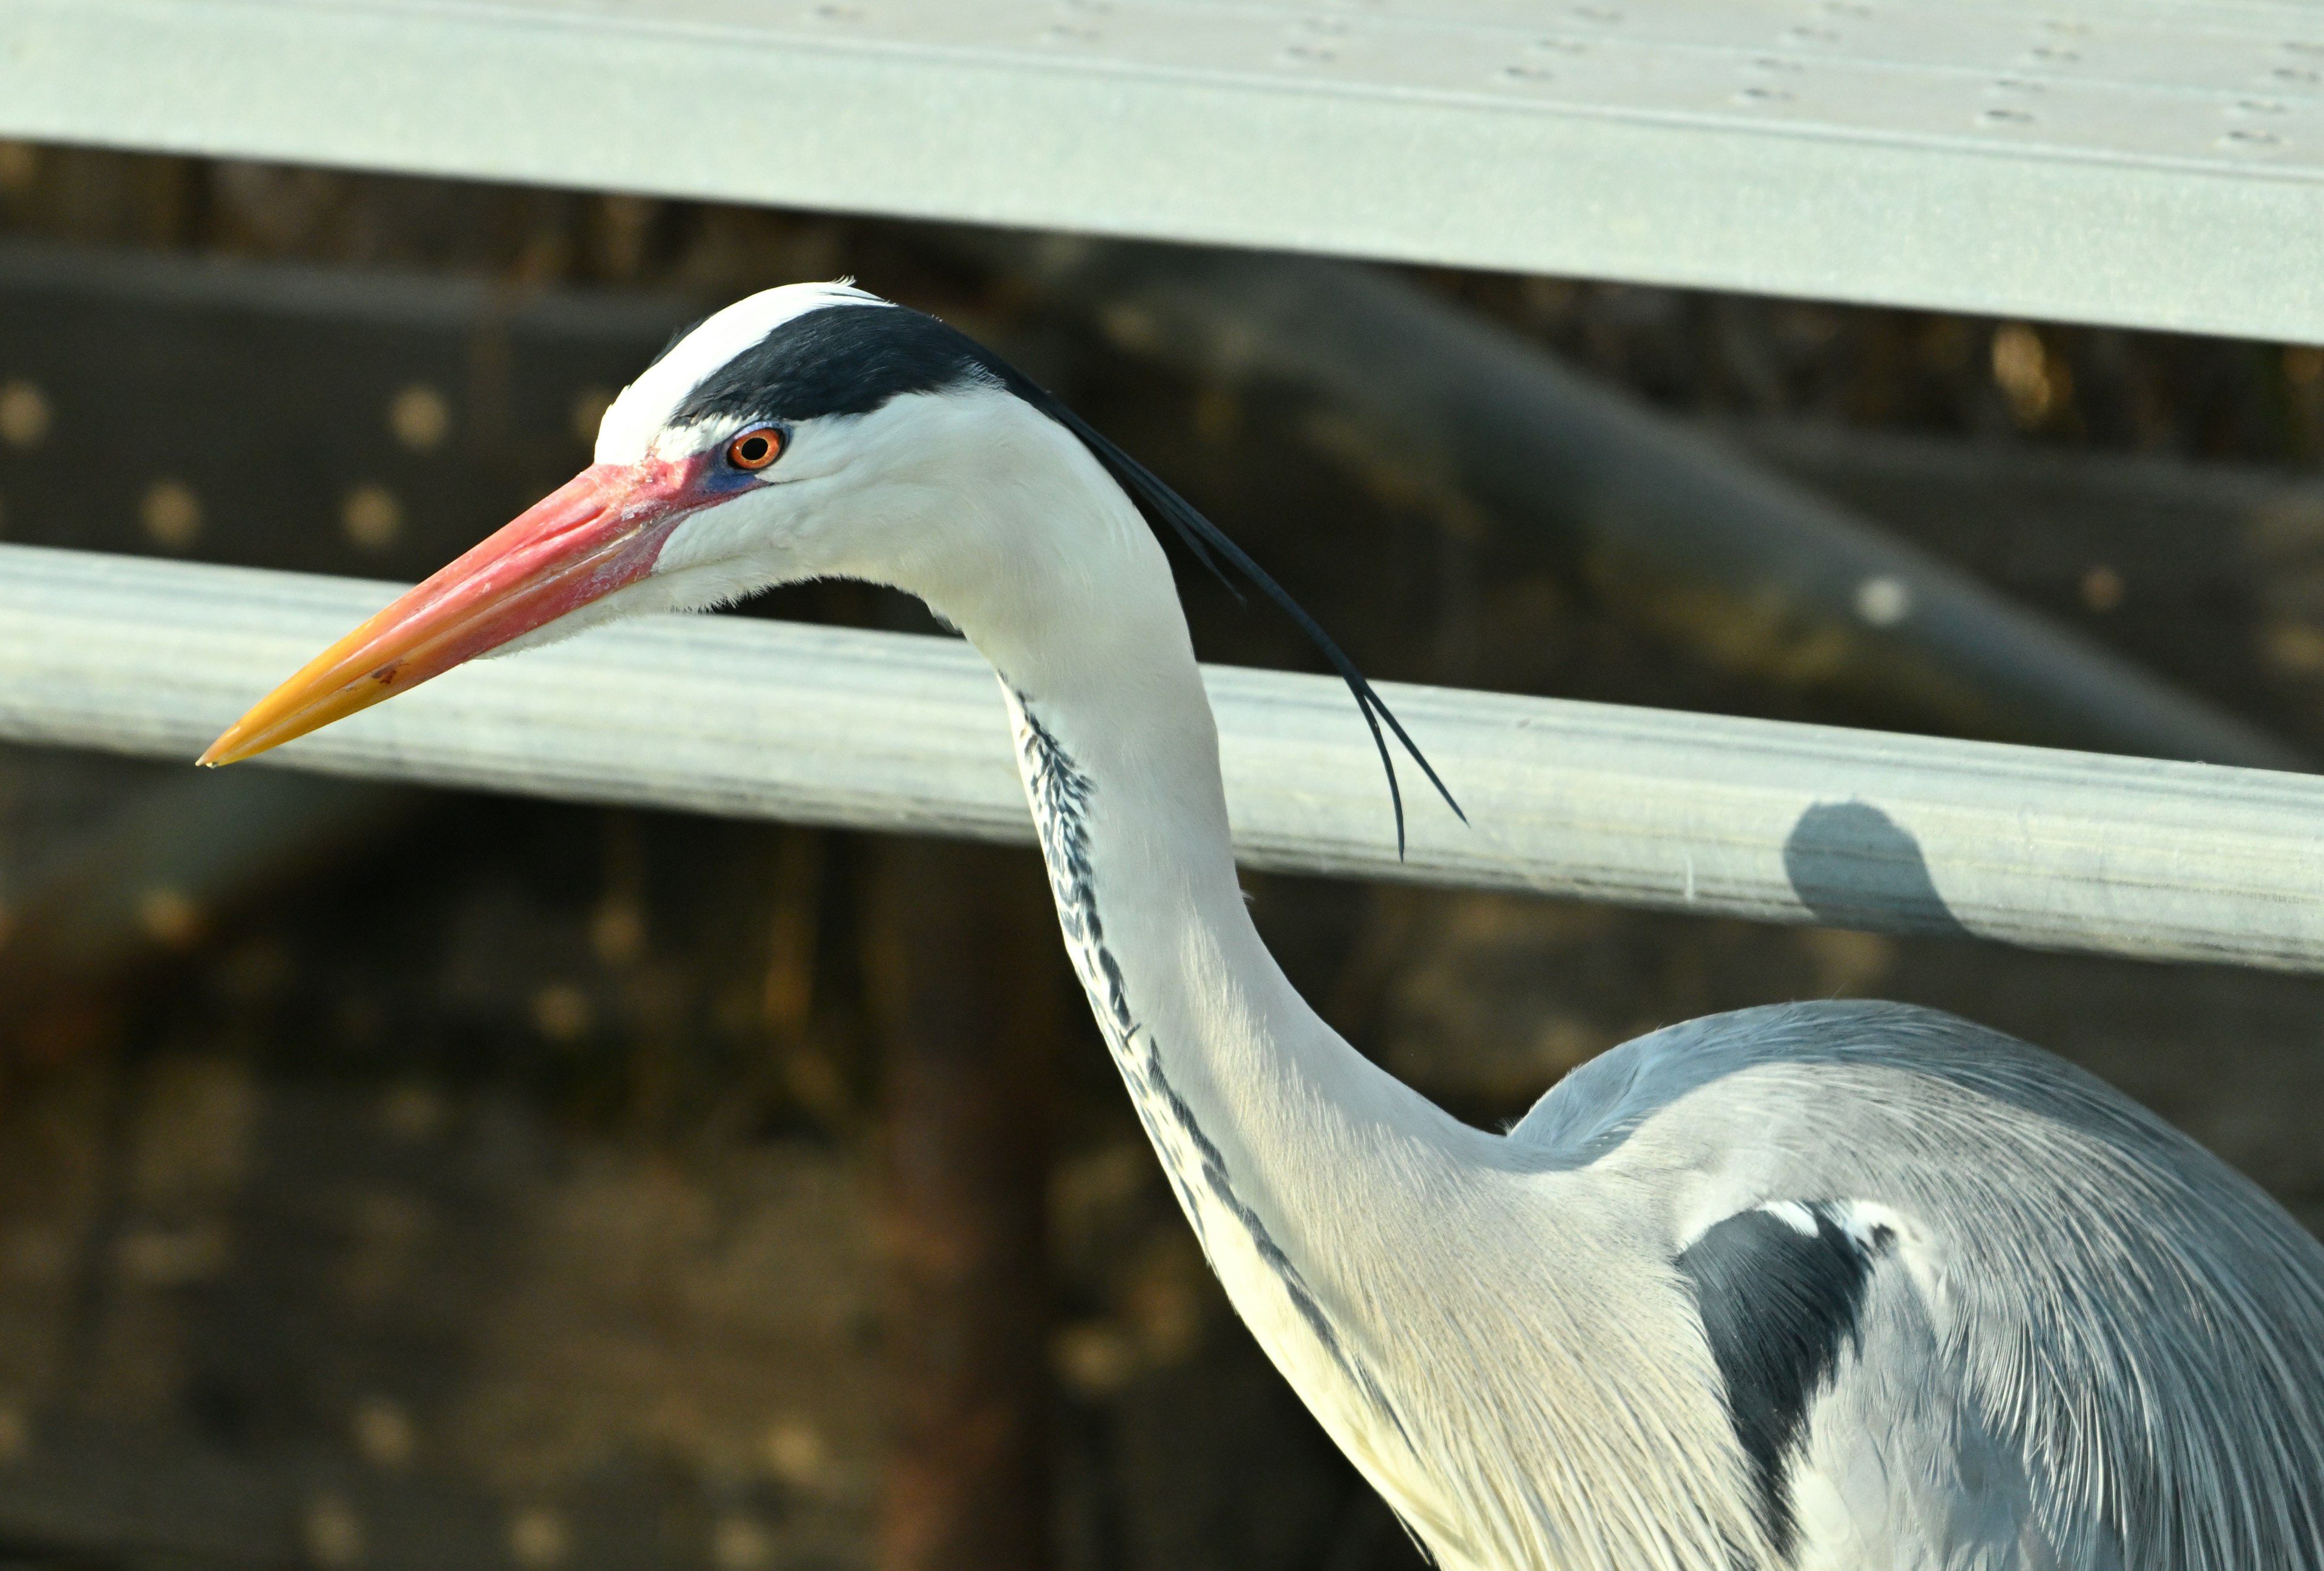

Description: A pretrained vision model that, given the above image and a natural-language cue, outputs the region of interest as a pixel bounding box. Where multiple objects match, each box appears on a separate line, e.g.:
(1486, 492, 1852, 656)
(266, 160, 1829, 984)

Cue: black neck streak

(1013, 696, 1413, 1450)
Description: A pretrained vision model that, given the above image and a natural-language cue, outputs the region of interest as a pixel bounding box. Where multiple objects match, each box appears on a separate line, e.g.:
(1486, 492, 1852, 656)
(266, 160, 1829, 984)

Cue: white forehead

(595, 280, 891, 464)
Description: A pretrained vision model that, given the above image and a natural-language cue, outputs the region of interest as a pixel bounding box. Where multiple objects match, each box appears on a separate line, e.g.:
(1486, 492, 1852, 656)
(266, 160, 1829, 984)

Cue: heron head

(195, 279, 1451, 848)
(200, 282, 1063, 766)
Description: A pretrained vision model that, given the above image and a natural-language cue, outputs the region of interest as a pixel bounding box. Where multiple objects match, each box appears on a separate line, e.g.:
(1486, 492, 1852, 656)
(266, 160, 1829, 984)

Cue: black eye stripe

(674, 305, 991, 428)
(672, 298, 1459, 852)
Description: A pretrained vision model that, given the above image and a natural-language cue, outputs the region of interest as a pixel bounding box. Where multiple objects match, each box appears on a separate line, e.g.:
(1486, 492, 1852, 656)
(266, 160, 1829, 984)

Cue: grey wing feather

(1511, 999, 2324, 1570)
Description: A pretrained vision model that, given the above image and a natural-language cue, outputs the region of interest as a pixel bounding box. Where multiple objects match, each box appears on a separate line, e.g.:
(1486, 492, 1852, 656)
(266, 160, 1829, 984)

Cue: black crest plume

(1025, 394, 1466, 859)
(671, 298, 1463, 855)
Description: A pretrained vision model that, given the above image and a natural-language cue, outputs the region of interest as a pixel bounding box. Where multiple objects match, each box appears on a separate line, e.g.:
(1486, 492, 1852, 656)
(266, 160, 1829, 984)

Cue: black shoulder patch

(1675, 1204, 1879, 1562)
(669, 303, 1006, 427)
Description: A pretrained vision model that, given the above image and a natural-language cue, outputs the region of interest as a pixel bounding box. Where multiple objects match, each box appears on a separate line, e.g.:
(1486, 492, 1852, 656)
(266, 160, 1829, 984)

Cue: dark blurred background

(0, 144, 2320, 1571)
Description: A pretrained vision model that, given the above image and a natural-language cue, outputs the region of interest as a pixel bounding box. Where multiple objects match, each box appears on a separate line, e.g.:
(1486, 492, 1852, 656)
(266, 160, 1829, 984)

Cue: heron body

(205, 283, 2324, 1569)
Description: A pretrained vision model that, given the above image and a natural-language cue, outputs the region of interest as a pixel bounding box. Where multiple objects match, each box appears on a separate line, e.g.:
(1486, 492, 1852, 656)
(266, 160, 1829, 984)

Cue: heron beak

(199, 459, 697, 766)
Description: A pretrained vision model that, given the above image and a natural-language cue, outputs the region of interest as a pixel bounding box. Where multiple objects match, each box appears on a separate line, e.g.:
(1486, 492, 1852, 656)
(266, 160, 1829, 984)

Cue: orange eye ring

(726, 426, 785, 472)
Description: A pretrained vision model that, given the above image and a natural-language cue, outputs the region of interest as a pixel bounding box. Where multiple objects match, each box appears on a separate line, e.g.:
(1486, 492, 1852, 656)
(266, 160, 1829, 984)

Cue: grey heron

(202, 283, 2324, 1569)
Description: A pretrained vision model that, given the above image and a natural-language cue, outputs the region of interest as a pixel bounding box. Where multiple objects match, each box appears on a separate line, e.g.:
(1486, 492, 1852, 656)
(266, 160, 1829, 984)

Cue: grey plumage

(1515, 1001, 2324, 1567)
(214, 282, 2324, 1570)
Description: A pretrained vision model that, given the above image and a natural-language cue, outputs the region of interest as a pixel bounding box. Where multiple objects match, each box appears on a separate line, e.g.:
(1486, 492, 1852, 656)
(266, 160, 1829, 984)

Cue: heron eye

(726, 427, 784, 472)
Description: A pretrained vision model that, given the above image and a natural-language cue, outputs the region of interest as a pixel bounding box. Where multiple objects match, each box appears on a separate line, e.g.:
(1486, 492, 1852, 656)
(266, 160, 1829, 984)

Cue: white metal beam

(2, 2, 2322, 343)
(3, 544, 2319, 972)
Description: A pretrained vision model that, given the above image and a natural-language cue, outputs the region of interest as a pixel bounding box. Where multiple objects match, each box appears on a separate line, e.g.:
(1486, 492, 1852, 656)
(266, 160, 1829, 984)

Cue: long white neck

(991, 529, 1485, 1256)
(883, 401, 1502, 1509)
(876, 395, 1757, 1571)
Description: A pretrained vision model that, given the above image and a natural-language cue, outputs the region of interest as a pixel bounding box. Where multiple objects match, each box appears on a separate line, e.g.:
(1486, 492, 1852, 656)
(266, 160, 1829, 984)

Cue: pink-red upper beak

(199, 458, 697, 766)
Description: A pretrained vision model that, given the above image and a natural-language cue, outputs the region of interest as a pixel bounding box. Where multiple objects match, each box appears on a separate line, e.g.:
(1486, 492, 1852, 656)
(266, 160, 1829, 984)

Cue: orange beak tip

(191, 458, 688, 772)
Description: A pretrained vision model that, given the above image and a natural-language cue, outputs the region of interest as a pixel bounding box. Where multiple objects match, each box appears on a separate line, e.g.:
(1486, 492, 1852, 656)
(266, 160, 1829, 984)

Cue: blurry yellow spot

(1991, 323, 2066, 427)
(530, 983, 592, 1043)
(388, 383, 450, 450)
(762, 1415, 827, 1487)
(589, 899, 645, 966)
(712, 1514, 771, 1570)
(510, 1506, 569, 1568)
(352, 1394, 415, 1469)
(305, 1494, 363, 1569)
(1853, 576, 1912, 628)
(1099, 302, 1163, 355)
(0, 143, 36, 196)
(2265, 621, 2324, 674)
(137, 885, 204, 948)
(2080, 564, 2124, 612)
(1054, 1320, 1139, 1396)
(1126, 1271, 1201, 1366)
(0, 381, 50, 449)
(140, 479, 202, 550)
(1799, 927, 1896, 994)
(342, 484, 402, 551)
(0, 1401, 27, 1464)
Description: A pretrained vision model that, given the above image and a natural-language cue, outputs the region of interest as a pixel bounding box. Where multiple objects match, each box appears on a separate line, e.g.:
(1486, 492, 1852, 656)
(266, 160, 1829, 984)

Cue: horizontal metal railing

(2, 544, 2318, 973)
(4, 1, 2323, 343)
